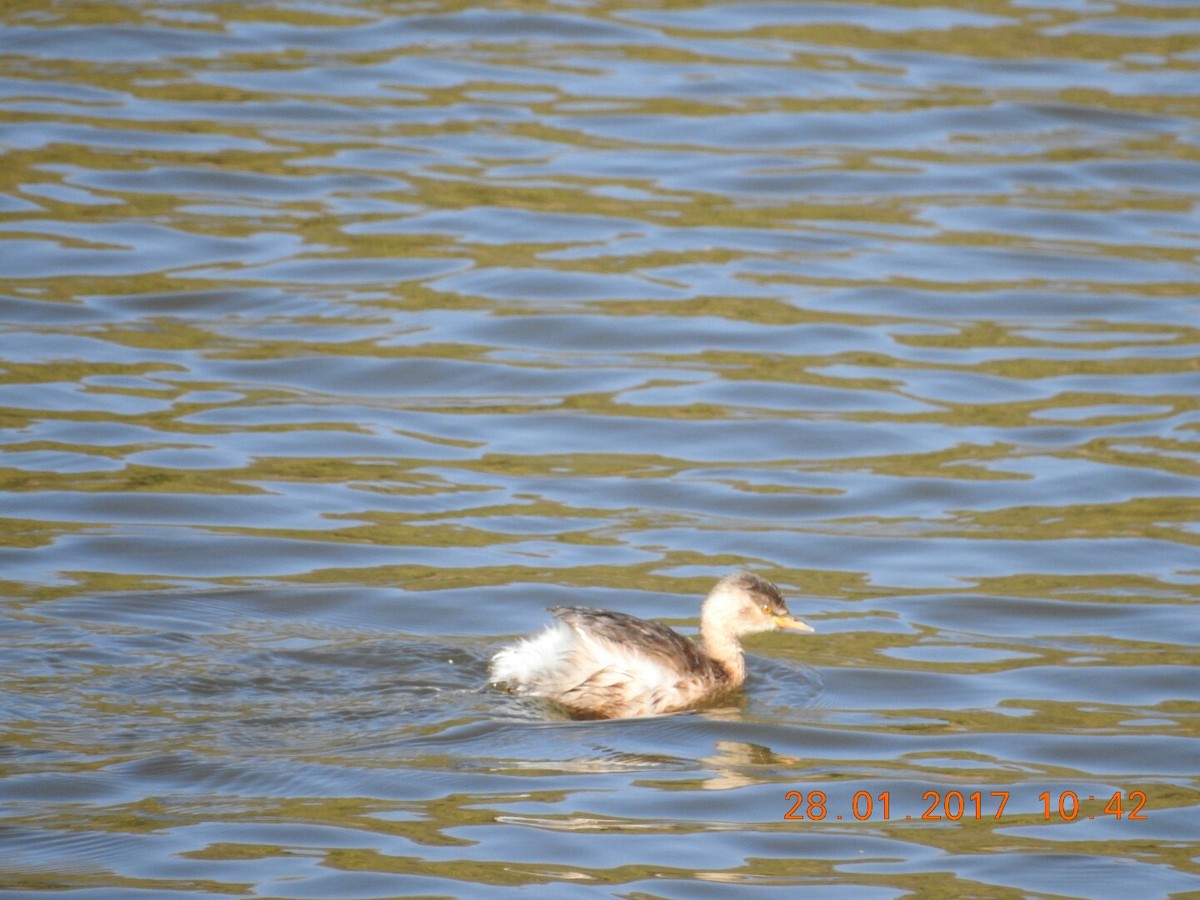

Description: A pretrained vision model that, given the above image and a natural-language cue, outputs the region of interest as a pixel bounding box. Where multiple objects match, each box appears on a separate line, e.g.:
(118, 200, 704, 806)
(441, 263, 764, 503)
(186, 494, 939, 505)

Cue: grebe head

(700, 571, 813, 638)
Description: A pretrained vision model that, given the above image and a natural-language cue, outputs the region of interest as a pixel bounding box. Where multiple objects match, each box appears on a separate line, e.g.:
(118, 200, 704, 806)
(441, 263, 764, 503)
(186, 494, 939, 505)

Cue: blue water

(1, 1, 1198, 897)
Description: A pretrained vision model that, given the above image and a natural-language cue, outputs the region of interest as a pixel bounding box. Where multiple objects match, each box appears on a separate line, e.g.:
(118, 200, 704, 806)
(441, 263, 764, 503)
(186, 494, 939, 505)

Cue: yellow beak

(774, 615, 814, 633)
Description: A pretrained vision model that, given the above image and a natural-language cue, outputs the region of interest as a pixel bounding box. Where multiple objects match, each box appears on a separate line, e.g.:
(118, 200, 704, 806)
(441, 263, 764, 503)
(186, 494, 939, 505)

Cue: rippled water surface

(2, 0, 1199, 896)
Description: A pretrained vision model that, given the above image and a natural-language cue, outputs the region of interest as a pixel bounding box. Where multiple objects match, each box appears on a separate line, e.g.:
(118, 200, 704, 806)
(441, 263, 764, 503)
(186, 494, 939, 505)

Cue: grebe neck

(700, 626, 746, 686)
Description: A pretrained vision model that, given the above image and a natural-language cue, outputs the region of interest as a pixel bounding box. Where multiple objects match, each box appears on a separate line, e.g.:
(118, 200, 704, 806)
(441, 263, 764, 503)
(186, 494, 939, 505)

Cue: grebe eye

(761, 603, 771, 613)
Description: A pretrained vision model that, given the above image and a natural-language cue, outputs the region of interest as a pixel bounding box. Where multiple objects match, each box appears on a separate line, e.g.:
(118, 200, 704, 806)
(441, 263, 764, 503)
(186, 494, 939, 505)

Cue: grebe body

(489, 571, 813, 719)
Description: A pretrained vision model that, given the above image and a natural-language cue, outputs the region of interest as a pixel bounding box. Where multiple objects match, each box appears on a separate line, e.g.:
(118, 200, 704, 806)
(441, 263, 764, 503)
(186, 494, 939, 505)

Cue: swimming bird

(489, 571, 813, 719)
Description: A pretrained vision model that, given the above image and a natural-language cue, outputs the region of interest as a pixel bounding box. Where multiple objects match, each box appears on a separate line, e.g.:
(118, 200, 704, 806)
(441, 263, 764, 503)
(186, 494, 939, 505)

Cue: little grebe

(489, 571, 813, 719)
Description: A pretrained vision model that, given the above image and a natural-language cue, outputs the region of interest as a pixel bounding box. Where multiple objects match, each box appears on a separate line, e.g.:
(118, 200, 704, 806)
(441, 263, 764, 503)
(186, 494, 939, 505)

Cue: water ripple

(1, 0, 1198, 897)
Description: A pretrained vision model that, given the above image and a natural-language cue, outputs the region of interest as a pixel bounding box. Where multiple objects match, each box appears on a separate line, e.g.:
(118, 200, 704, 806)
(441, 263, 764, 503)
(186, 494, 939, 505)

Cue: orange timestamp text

(784, 789, 1147, 823)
